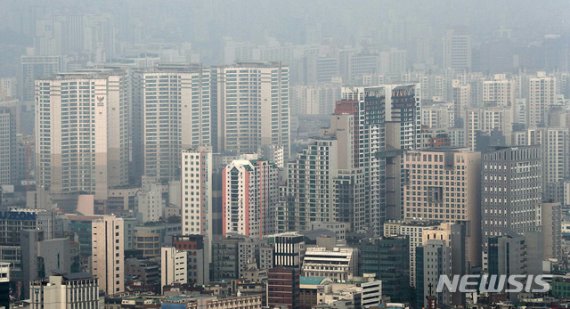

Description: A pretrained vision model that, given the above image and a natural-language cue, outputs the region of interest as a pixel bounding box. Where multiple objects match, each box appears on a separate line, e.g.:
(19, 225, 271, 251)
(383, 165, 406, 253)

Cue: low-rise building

(163, 294, 263, 309)
(30, 274, 99, 309)
(302, 246, 357, 282)
(314, 275, 382, 309)
(125, 257, 160, 293)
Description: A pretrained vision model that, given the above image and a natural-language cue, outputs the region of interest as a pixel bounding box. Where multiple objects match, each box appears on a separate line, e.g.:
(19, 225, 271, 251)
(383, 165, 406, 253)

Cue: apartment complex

(527, 72, 556, 128)
(215, 63, 290, 156)
(35, 71, 129, 200)
(135, 66, 211, 181)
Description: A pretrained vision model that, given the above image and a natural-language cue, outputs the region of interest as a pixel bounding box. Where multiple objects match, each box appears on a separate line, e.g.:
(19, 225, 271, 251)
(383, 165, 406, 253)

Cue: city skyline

(0, 1, 569, 308)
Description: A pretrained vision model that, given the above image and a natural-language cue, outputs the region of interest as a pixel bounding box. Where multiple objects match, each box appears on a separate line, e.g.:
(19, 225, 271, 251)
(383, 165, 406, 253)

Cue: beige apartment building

(402, 149, 482, 269)
(92, 215, 124, 295)
(35, 70, 129, 200)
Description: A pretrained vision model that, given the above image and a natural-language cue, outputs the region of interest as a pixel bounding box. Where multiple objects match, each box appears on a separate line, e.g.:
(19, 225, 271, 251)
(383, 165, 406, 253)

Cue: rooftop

(300, 276, 328, 286)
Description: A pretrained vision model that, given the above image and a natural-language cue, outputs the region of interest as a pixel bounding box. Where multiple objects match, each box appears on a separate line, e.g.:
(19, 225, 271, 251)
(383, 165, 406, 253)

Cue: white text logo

(436, 275, 553, 293)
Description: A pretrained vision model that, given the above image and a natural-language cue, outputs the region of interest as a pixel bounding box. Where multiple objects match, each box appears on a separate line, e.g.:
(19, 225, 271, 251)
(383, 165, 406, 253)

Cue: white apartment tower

(452, 80, 471, 126)
(222, 159, 280, 238)
(465, 107, 513, 150)
(92, 215, 124, 295)
(137, 66, 211, 181)
(181, 146, 213, 267)
(288, 138, 339, 233)
(181, 146, 213, 261)
(181, 146, 213, 237)
(215, 63, 290, 157)
(35, 71, 129, 200)
(527, 72, 556, 128)
(482, 74, 517, 107)
(421, 102, 455, 130)
(517, 127, 570, 202)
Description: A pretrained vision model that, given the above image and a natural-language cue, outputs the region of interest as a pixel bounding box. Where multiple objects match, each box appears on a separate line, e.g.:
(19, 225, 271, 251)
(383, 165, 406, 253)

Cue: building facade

(266, 267, 300, 309)
(30, 274, 99, 309)
(91, 215, 124, 295)
(160, 247, 188, 292)
(402, 149, 482, 269)
(35, 71, 129, 200)
(481, 146, 542, 252)
(135, 67, 211, 181)
(222, 159, 280, 238)
(0, 109, 16, 185)
(215, 63, 290, 156)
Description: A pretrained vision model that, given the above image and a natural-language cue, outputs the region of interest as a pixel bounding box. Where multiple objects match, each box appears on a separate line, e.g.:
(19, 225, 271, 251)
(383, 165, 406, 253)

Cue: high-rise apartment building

(465, 107, 513, 151)
(181, 147, 213, 239)
(92, 215, 124, 295)
(527, 72, 556, 128)
(402, 149, 482, 269)
(514, 127, 570, 202)
(338, 84, 421, 229)
(20, 55, 63, 101)
(443, 29, 472, 71)
(481, 146, 542, 252)
(288, 137, 338, 232)
(135, 66, 211, 181)
(290, 83, 341, 116)
(421, 102, 455, 130)
(0, 78, 16, 100)
(0, 109, 16, 185)
(321, 102, 362, 230)
(222, 158, 279, 237)
(215, 63, 290, 156)
(452, 80, 471, 126)
(35, 71, 129, 200)
(338, 87, 386, 235)
(482, 74, 517, 107)
(384, 84, 422, 220)
(387, 84, 422, 150)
